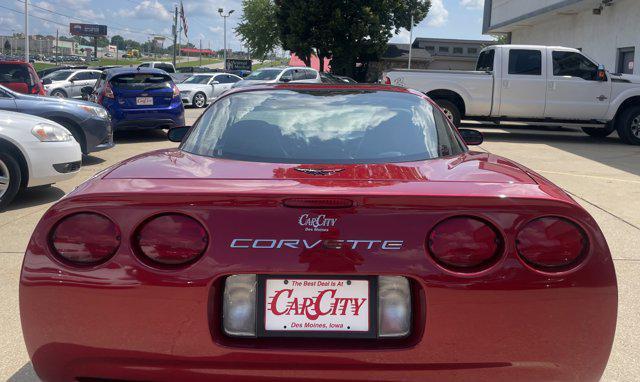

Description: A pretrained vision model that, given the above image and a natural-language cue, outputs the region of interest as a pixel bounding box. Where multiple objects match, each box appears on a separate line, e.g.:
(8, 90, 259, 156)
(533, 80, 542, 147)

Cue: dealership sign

(70, 23, 107, 37)
(225, 59, 252, 71)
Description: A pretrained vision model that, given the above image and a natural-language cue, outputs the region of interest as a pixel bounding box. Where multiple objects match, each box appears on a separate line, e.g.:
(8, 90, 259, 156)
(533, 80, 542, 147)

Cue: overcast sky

(0, 0, 491, 50)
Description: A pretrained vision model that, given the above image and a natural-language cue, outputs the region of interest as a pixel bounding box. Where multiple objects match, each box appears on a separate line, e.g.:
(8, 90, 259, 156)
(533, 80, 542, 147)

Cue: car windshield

(183, 75, 214, 84)
(110, 73, 172, 90)
(43, 70, 73, 81)
(244, 69, 281, 81)
(181, 89, 465, 164)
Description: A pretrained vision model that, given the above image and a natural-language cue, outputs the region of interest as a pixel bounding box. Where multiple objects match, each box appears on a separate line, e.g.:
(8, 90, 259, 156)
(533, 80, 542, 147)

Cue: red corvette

(20, 84, 617, 382)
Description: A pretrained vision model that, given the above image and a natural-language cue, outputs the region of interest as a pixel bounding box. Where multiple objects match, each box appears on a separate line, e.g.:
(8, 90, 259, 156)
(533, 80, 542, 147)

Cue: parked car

(37, 65, 88, 80)
(92, 67, 185, 131)
(138, 61, 176, 73)
(42, 69, 102, 98)
(232, 66, 321, 87)
(383, 44, 640, 145)
(0, 60, 45, 95)
(20, 84, 616, 382)
(178, 72, 242, 107)
(0, 110, 81, 209)
(0, 85, 113, 154)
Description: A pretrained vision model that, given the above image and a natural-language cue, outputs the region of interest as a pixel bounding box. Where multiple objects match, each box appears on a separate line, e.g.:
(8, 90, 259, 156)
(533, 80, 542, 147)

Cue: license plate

(258, 276, 376, 338)
(136, 97, 153, 106)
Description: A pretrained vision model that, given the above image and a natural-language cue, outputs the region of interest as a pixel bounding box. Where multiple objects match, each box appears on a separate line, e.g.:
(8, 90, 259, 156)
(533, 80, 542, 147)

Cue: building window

(438, 46, 449, 53)
(425, 46, 435, 52)
(467, 47, 478, 55)
(453, 47, 463, 54)
(617, 47, 635, 74)
(508, 49, 542, 76)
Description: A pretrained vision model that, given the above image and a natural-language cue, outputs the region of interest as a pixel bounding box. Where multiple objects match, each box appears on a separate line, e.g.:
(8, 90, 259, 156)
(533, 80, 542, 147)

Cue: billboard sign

(70, 23, 107, 37)
(225, 59, 252, 71)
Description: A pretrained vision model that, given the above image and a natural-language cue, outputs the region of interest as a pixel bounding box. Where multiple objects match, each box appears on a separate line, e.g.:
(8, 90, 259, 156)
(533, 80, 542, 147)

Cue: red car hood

(104, 148, 536, 185)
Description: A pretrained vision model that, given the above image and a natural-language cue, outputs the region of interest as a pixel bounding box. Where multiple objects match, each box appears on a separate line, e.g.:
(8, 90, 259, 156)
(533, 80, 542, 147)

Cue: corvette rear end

(20, 85, 617, 382)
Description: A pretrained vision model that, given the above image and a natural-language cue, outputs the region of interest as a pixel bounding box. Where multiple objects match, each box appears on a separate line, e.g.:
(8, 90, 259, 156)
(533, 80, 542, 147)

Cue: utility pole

(55, 29, 59, 66)
(24, 0, 29, 62)
(172, 5, 178, 68)
(218, 8, 234, 68)
(408, 14, 413, 70)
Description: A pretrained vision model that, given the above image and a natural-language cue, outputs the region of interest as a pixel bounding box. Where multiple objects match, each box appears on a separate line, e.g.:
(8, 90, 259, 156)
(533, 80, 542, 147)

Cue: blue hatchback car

(93, 67, 185, 131)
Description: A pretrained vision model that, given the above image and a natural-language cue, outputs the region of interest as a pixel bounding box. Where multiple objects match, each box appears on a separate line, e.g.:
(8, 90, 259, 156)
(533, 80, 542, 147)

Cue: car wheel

(0, 152, 22, 211)
(51, 89, 67, 98)
(616, 105, 640, 145)
(193, 92, 207, 108)
(434, 99, 461, 127)
(582, 122, 616, 138)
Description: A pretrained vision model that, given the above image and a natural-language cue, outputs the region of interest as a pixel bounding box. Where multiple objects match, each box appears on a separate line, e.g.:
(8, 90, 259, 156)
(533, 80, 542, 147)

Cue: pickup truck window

(508, 50, 542, 76)
(552, 51, 598, 81)
(476, 49, 494, 72)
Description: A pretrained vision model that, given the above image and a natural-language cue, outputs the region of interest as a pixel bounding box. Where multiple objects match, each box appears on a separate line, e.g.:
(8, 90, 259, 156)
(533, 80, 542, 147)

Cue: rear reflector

(378, 276, 411, 338)
(283, 198, 353, 208)
(223, 274, 257, 337)
(51, 212, 120, 265)
(516, 217, 587, 270)
(135, 213, 208, 266)
(428, 216, 501, 271)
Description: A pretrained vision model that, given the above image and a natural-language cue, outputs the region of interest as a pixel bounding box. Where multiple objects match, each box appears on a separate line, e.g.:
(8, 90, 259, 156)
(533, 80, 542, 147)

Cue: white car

(232, 67, 321, 88)
(42, 69, 102, 99)
(0, 110, 81, 209)
(138, 62, 176, 74)
(178, 73, 243, 108)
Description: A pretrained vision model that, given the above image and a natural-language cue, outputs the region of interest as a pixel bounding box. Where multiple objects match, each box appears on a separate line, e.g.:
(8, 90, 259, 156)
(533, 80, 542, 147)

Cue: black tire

(193, 92, 207, 108)
(616, 105, 640, 145)
(50, 89, 67, 98)
(0, 152, 22, 211)
(434, 99, 461, 127)
(582, 122, 616, 138)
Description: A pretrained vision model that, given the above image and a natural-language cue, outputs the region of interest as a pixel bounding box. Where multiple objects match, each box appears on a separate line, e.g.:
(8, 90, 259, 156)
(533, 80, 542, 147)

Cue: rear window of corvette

(181, 89, 466, 164)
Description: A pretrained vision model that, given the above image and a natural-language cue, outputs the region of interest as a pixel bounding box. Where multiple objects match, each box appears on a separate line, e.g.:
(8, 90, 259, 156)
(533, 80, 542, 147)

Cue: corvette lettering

(268, 288, 367, 320)
(230, 239, 403, 250)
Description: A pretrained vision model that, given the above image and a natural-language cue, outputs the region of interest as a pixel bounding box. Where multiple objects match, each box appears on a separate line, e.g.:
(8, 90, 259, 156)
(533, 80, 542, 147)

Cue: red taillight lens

(428, 216, 501, 271)
(103, 82, 114, 99)
(384, 76, 391, 85)
(51, 213, 120, 265)
(135, 214, 208, 266)
(516, 217, 587, 270)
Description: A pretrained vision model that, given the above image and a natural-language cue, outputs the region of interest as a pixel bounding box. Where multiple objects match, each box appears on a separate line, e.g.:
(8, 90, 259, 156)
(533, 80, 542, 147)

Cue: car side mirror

(458, 129, 484, 146)
(280, 77, 292, 83)
(80, 86, 93, 98)
(211, 81, 219, 85)
(597, 64, 607, 81)
(167, 126, 191, 142)
(42, 78, 52, 85)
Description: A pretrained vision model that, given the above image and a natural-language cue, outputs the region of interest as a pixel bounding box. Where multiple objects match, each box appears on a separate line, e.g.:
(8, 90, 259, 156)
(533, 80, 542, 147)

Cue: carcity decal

(298, 214, 337, 232)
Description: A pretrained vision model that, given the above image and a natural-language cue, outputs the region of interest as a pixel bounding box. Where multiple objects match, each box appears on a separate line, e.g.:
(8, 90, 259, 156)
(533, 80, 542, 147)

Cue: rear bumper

(20, 200, 618, 382)
(103, 99, 185, 131)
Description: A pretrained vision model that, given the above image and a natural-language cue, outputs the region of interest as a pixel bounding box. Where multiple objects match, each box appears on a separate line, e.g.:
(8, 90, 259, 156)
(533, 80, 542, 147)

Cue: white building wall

(491, 0, 568, 25)
(510, 0, 640, 74)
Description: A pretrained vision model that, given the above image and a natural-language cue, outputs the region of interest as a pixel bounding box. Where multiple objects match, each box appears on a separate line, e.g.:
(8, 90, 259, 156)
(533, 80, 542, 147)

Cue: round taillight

(135, 214, 208, 266)
(51, 212, 120, 265)
(428, 216, 501, 271)
(516, 217, 587, 270)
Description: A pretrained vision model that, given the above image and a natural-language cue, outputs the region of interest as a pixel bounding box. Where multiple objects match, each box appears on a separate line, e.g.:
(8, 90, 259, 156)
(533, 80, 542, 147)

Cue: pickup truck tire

(582, 123, 616, 138)
(616, 106, 640, 145)
(434, 99, 461, 127)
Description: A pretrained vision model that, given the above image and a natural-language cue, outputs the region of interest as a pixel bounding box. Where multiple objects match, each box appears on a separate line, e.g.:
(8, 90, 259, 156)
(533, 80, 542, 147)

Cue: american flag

(180, 1, 188, 38)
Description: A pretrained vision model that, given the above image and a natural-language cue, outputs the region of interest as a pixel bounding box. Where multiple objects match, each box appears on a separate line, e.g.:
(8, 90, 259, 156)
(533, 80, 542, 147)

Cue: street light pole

(218, 8, 234, 68)
(24, 0, 29, 62)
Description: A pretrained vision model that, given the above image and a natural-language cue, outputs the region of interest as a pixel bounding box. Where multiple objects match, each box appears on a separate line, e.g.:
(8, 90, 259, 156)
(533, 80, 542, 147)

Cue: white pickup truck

(383, 45, 640, 145)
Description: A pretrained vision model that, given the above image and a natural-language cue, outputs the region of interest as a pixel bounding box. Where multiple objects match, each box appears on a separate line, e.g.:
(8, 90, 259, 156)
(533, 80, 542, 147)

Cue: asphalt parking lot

(1, 109, 638, 381)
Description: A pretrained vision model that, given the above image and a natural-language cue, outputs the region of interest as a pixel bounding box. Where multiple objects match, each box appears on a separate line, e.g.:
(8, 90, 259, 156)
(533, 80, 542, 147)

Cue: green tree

(276, 0, 430, 77)
(236, 0, 280, 60)
(110, 35, 126, 50)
